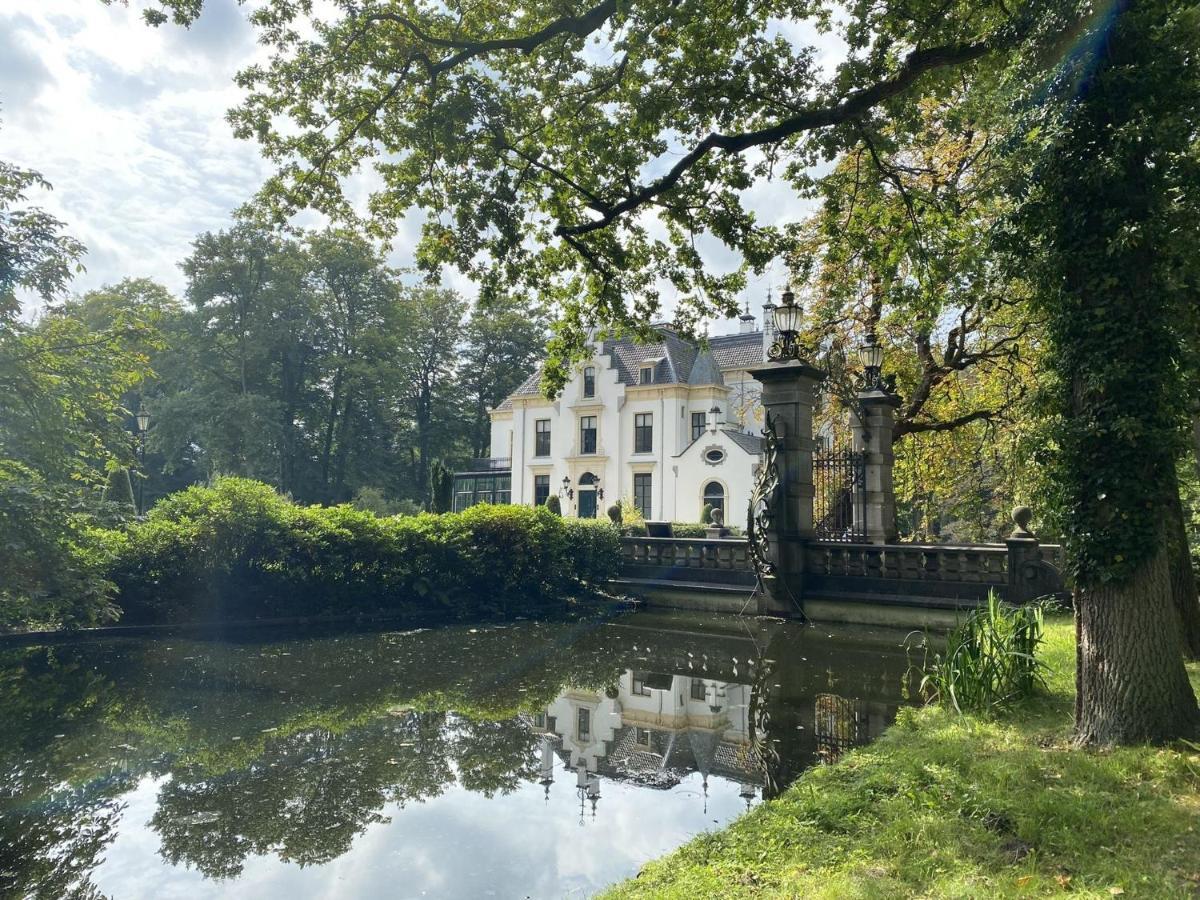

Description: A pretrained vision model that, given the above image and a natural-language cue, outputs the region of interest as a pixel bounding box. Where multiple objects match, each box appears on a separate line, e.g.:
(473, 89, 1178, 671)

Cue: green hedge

(104, 478, 620, 625)
(623, 521, 743, 537)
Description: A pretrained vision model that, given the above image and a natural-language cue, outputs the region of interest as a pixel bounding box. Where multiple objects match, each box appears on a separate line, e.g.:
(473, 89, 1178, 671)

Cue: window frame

(534, 418, 551, 457)
(579, 415, 597, 454)
(691, 411, 707, 442)
(533, 474, 550, 507)
(633, 472, 652, 520)
(634, 412, 653, 454)
(702, 480, 725, 515)
(583, 366, 596, 398)
(639, 365, 654, 385)
(577, 706, 591, 741)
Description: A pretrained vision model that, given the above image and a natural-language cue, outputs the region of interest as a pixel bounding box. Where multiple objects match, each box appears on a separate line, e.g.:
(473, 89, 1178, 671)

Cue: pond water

(0, 609, 920, 899)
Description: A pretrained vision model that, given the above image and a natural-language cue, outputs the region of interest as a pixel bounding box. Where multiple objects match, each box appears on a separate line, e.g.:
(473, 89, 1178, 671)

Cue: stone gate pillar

(851, 389, 901, 544)
(747, 359, 826, 615)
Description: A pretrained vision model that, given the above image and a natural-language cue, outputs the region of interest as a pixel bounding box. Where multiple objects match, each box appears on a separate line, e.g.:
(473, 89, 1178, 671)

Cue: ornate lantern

(767, 286, 803, 362)
(856, 332, 885, 391)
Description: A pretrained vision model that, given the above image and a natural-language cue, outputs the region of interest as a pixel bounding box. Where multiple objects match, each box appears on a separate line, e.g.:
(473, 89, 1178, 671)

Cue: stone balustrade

(618, 535, 1067, 607)
(619, 536, 756, 587)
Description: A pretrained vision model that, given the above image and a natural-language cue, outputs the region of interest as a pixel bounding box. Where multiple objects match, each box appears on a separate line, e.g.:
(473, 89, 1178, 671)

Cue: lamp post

(766, 285, 803, 362)
(135, 404, 149, 515)
(856, 331, 886, 392)
(560, 475, 574, 501)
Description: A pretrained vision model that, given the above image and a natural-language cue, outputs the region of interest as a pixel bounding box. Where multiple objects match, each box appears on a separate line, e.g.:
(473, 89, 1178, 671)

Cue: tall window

(583, 366, 596, 398)
(634, 413, 653, 453)
(534, 474, 550, 507)
(703, 481, 725, 515)
(691, 411, 706, 442)
(577, 707, 591, 740)
(580, 416, 597, 454)
(639, 365, 654, 384)
(534, 419, 551, 457)
(691, 679, 707, 701)
(634, 473, 652, 520)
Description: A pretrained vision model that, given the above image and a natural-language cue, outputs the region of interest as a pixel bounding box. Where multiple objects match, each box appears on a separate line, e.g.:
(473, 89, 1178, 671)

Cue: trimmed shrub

(428, 460, 453, 513)
(607, 503, 622, 524)
(623, 521, 742, 538)
(544, 495, 562, 516)
(104, 477, 619, 625)
(700, 503, 713, 524)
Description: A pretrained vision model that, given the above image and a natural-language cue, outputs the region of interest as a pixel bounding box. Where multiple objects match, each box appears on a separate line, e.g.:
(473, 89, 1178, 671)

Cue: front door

(578, 489, 597, 519)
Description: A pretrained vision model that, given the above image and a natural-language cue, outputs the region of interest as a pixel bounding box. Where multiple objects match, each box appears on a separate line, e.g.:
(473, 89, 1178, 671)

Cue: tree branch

(558, 38, 998, 237)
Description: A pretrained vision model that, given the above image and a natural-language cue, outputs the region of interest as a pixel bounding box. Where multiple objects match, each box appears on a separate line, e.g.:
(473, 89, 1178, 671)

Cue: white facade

(484, 318, 772, 524)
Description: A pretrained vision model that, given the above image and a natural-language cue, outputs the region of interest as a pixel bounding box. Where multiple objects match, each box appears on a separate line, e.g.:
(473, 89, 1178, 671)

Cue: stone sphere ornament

(1011, 505, 1034, 538)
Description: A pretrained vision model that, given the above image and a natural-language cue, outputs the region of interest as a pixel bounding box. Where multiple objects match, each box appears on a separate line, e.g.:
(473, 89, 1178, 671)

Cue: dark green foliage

(0, 462, 119, 631)
(428, 460, 453, 514)
(105, 478, 619, 625)
(101, 467, 134, 512)
(606, 503, 622, 525)
(544, 495, 561, 516)
(915, 594, 1045, 714)
(1012, 0, 1200, 586)
(700, 503, 713, 525)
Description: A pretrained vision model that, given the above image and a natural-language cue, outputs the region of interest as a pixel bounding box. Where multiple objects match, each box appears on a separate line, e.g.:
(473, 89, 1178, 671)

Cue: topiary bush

(104, 477, 620, 625)
(700, 503, 713, 524)
(607, 503, 622, 524)
(544, 494, 561, 516)
(428, 459, 454, 513)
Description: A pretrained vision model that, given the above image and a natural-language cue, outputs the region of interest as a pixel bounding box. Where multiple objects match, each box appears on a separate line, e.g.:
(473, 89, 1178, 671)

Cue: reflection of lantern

(739, 782, 757, 809)
(767, 286, 803, 362)
(539, 736, 555, 800)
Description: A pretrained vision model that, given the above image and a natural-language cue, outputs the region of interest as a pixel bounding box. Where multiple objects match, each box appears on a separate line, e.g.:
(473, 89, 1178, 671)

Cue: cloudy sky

(1, 0, 834, 332)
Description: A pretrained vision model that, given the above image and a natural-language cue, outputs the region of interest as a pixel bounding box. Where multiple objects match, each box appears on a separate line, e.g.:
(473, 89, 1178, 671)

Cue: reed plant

(915, 592, 1046, 714)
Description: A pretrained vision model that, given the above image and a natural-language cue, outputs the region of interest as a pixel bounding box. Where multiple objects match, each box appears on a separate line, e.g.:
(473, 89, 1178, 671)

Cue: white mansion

(453, 305, 776, 523)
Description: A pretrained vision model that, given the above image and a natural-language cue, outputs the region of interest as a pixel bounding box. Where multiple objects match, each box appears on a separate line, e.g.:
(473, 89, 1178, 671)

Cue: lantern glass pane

(773, 304, 801, 333)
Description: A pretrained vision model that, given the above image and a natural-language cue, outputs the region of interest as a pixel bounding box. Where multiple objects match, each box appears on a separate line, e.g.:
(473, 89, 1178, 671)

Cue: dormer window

(583, 366, 596, 398)
(639, 365, 654, 385)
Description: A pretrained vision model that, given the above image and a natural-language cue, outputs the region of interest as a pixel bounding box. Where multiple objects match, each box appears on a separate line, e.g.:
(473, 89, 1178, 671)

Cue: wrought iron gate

(813, 447, 866, 541)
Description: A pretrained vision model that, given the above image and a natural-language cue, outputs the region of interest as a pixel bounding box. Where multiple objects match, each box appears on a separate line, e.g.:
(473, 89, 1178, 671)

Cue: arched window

(578, 472, 598, 486)
(703, 481, 725, 515)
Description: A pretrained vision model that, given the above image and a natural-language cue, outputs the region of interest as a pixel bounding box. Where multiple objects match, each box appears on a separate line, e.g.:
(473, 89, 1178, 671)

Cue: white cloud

(1, 1, 841, 325)
(2, 0, 268, 307)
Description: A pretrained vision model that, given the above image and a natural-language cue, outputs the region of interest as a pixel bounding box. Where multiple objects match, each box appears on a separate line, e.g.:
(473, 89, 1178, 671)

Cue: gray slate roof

(709, 332, 764, 370)
(688, 350, 724, 386)
(726, 430, 765, 454)
(496, 326, 763, 410)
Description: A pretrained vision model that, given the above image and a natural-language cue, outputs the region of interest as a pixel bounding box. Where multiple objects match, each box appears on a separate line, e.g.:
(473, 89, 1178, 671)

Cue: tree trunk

(1167, 475, 1200, 659)
(1191, 405, 1200, 479)
(1075, 534, 1200, 746)
(321, 363, 345, 494)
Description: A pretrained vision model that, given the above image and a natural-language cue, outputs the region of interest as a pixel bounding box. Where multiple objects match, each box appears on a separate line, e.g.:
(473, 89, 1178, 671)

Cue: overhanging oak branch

(556, 39, 996, 238)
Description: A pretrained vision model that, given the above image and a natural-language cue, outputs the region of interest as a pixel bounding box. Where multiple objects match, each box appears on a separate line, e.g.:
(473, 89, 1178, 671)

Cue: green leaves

(104, 477, 621, 624)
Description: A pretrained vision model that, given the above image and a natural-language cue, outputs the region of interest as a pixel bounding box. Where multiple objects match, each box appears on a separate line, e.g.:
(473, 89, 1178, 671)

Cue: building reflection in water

(528, 661, 896, 821)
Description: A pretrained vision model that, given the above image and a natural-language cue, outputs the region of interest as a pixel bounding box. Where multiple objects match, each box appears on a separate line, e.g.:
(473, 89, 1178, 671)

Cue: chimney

(738, 299, 756, 334)
(761, 302, 775, 359)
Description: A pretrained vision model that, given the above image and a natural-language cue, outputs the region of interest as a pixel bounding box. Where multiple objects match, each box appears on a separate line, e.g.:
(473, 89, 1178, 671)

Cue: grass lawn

(604, 617, 1200, 898)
